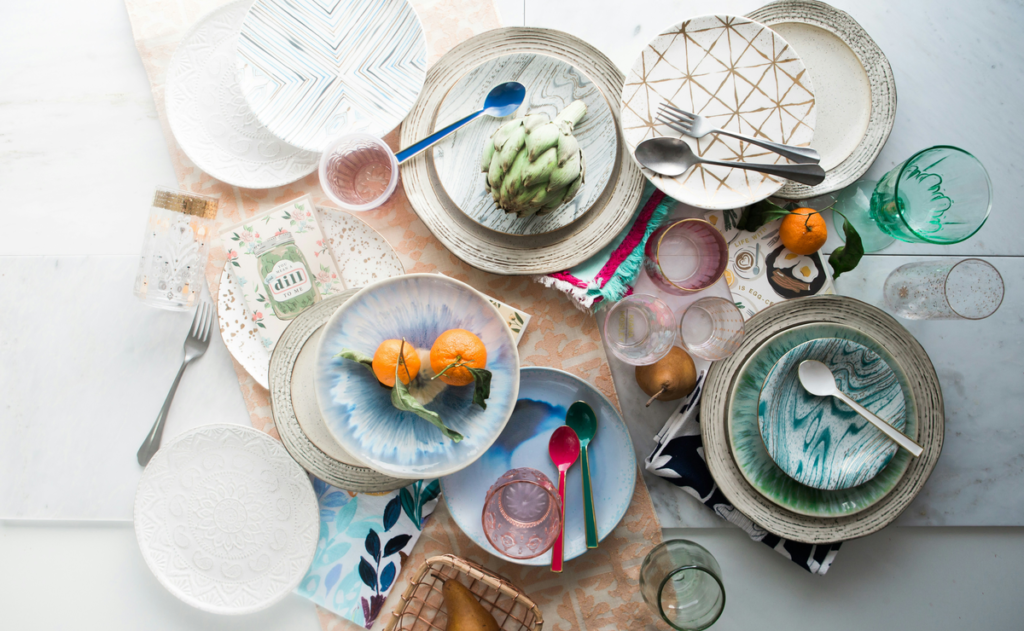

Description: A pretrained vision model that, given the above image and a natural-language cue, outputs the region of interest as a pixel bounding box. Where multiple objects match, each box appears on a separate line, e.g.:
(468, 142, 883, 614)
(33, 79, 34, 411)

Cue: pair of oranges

(371, 329, 487, 387)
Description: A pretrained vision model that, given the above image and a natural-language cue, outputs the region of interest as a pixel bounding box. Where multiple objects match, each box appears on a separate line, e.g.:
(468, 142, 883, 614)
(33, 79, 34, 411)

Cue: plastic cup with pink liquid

(319, 133, 399, 211)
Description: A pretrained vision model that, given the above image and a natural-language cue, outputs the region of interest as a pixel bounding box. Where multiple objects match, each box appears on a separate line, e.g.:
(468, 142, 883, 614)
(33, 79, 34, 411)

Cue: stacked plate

(400, 28, 646, 275)
(701, 295, 944, 543)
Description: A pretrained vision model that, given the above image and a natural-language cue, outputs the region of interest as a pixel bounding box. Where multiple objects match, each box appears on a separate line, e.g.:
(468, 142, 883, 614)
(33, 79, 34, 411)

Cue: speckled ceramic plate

(747, 0, 897, 198)
(730, 325, 913, 518)
(440, 367, 636, 566)
(270, 289, 412, 492)
(758, 337, 907, 490)
(218, 207, 404, 389)
(432, 52, 617, 236)
(314, 274, 520, 479)
(621, 14, 816, 210)
(702, 295, 943, 544)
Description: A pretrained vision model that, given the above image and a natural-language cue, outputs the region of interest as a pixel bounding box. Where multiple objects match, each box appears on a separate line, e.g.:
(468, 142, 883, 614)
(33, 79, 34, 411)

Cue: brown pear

(635, 347, 697, 406)
(442, 578, 500, 631)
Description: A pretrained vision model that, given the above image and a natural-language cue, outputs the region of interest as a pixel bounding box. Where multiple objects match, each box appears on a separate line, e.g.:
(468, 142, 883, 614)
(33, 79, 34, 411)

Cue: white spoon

(798, 360, 923, 458)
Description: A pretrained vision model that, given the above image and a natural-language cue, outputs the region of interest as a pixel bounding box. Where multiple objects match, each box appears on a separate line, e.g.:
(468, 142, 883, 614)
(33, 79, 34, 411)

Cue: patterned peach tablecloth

(124, 0, 665, 628)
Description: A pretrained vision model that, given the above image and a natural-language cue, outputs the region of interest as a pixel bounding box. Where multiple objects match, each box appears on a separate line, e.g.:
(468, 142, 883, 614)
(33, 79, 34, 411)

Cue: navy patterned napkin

(645, 372, 842, 575)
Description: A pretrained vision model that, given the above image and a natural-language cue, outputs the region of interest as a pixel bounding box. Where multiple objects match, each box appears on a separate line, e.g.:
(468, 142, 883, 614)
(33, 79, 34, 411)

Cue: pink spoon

(548, 425, 581, 573)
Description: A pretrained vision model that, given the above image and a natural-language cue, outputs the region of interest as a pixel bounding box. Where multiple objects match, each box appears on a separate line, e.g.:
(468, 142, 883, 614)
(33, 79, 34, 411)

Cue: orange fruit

(430, 329, 487, 386)
(780, 208, 827, 255)
(372, 339, 421, 386)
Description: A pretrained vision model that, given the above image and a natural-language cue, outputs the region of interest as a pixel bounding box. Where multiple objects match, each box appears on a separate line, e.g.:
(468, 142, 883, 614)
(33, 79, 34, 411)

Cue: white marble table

(2, 0, 1024, 629)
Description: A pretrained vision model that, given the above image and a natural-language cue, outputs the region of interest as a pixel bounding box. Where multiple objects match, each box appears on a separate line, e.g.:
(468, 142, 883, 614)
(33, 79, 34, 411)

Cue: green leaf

(828, 213, 865, 280)
(400, 487, 416, 526)
(514, 312, 524, 324)
(467, 367, 492, 410)
(737, 199, 792, 232)
(336, 349, 375, 376)
(392, 348, 464, 442)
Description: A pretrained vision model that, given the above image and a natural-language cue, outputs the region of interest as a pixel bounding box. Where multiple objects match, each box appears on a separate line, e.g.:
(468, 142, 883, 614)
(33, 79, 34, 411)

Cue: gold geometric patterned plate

(621, 14, 817, 210)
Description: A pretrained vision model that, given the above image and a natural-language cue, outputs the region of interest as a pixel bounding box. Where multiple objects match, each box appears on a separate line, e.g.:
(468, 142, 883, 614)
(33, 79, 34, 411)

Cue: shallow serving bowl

(314, 274, 520, 479)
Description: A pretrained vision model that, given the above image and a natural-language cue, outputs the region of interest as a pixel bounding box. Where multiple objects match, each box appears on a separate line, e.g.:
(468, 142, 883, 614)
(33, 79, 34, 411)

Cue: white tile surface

(0, 256, 252, 520)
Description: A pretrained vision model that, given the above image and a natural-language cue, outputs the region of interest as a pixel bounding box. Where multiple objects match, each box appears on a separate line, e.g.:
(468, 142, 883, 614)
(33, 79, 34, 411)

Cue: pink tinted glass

(644, 219, 729, 294)
(482, 467, 562, 559)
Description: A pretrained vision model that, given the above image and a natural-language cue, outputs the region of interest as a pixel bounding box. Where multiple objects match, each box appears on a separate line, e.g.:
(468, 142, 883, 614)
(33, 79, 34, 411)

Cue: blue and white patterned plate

(441, 367, 637, 566)
(314, 274, 520, 479)
(237, 0, 427, 152)
(758, 338, 906, 490)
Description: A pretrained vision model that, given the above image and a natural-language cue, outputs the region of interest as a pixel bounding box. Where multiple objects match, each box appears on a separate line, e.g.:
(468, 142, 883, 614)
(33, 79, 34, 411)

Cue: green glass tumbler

(640, 540, 725, 630)
(834, 146, 993, 252)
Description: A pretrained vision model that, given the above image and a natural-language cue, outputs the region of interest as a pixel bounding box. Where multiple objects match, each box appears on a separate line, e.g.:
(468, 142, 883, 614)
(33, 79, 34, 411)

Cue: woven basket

(383, 555, 543, 631)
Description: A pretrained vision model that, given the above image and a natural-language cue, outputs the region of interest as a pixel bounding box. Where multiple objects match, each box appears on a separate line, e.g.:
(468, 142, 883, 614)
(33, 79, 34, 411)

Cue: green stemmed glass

(834, 146, 993, 252)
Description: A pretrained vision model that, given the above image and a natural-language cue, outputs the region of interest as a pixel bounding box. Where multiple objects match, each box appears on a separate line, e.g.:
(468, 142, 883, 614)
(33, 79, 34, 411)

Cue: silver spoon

(635, 137, 826, 186)
(798, 360, 924, 457)
(751, 243, 762, 276)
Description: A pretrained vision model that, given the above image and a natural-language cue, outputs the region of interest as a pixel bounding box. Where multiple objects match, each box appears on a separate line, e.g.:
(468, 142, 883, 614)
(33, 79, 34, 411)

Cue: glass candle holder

(677, 297, 745, 361)
(482, 468, 561, 560)
(640, 540, 725, 631)
(883, 258, 1004, 320)
(603, 294, 676, 366)
(133, 187, 218, 311)
(319, 133, 399, 211)
(834, 146, 992, 252)
(644, 219, 729, 295)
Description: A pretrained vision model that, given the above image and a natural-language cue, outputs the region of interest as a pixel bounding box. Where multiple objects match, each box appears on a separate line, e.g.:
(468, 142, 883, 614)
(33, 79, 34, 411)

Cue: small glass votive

(644, 219, 729, 295)
(677, 297, 745, 361)
(603, 294, 677, 366)
(319, 133, 399, 211)
(640, 540, 725, 631)
(482, 468, 561, 559)
(133, 187, 218, 311)
(883, 258, 1004, 320)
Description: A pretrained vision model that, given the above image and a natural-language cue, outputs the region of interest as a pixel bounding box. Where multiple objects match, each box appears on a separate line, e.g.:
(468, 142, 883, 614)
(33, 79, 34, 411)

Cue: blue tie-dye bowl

(314, 274, 520, 479)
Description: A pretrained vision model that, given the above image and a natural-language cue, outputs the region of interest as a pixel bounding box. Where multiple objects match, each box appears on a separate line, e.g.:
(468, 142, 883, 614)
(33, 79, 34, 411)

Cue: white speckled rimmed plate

(621, 14, 817, 210)
(218, 206, 404, 389)
(432, 53, 618, 236)
(440, 367, 636, 565)
(166, 0, 319, 189)
(134, 424, 319, 614)
(747, 0, 897, 198)
(237, 0, 427, 152)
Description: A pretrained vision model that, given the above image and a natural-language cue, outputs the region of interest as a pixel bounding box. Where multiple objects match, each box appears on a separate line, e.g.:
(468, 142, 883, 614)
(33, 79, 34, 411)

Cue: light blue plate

(441, 367, 637, 566)
(314, 274, 520, 479)
(758, 338, 907, 490)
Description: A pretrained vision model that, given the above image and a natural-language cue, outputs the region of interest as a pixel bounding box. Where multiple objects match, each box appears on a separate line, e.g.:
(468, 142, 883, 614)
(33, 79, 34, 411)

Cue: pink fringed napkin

(535, 186, 671, 312)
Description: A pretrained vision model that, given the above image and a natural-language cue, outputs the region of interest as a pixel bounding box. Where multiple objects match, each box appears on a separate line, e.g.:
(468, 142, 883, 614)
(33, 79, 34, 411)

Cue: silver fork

(657, 103, 821, 165)
(137, 302, 213, 466)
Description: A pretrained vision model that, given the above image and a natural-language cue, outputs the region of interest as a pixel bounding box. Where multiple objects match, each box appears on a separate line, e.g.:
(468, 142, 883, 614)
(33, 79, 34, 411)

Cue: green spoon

(566, 400, 598, 548)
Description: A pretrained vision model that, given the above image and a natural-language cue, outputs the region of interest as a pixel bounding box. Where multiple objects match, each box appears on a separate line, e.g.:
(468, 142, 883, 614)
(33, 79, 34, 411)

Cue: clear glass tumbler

(319, 133, 399, 211)
(884, 258, 1004, 320)
(677, 297, 745, 361)
(834, 146, 992, 252)
(133, 187, 218, 311)
(640, 540, 725, 631)
(644, 219, 730, 295)
(482, 468, 562, 560)
(603, 294, 676, 365)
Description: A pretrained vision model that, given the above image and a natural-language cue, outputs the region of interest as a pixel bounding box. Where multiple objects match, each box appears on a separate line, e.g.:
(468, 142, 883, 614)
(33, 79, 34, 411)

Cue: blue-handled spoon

(395, 82, 526, 163)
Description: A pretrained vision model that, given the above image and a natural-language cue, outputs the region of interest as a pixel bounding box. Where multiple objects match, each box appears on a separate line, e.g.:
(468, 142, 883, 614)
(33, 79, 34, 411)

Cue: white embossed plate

(237, 0, 427, 153)
(218, 206, 405, 388)
(165, 0, 319, 189)
(134, 424, 319, 614)
(621, 14, 817, 210)
(432, 53, 617, 236)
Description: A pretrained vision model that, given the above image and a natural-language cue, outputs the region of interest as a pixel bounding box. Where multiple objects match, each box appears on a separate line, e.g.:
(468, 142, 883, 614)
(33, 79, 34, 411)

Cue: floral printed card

(220, 195, 344, 352)
(297, 477, 441, 629)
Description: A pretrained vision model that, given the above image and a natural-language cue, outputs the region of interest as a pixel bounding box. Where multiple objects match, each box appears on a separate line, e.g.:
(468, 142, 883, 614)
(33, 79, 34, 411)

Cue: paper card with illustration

(704, 209, 835, 320)
(220, 194, 344, 352)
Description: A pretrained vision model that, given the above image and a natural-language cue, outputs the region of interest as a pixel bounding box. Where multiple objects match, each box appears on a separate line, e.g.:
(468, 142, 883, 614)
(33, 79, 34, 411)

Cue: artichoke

(481, 100, 587, 218)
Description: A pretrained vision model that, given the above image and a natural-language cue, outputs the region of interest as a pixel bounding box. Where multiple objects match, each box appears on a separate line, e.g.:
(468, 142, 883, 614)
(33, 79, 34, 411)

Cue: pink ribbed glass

(644, 219, 729, 295)
(319, 133, 398, 211)
(482, 468, 561, 559)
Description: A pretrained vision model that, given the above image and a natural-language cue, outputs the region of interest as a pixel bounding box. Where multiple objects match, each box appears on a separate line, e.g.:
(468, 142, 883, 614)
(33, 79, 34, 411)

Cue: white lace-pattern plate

(134, 424, 319, 614)
(218, 206, 405, 389)
(165, 0, 319, 189)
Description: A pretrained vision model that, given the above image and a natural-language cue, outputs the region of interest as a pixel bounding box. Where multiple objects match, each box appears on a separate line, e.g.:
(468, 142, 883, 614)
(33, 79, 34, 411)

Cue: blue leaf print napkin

(296, 477, 441, 628)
